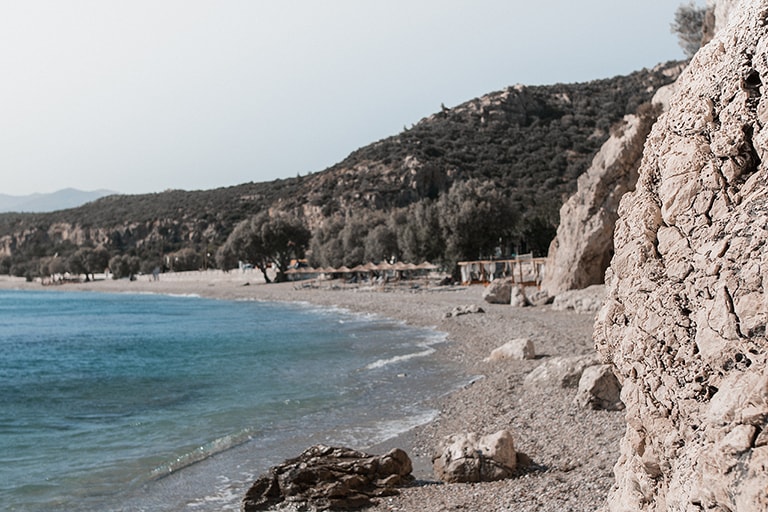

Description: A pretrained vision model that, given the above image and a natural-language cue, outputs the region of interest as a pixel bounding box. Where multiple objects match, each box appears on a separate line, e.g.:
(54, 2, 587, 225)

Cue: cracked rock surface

(594, 1, 768, 509)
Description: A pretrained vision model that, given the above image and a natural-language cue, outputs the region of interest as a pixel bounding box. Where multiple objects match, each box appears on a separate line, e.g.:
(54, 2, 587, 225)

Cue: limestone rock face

(541, 112, 656, 296)
(241, 445, 413, 511)
(594, 1, 768, 509)
(432, 430, 517, 483)
(542, 61, 685, 297)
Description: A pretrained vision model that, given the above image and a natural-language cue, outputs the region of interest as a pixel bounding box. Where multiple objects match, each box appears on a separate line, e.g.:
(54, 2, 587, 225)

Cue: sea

(0, 289, 462, 511)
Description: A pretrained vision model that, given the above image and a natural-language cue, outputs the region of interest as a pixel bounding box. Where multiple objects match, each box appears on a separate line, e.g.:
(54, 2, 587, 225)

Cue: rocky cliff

(541, 108, 658, 295)
(595, 0, 768, 509)
(542, 64, 684, 296)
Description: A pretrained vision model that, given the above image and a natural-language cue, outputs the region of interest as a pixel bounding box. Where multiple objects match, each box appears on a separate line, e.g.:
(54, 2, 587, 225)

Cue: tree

(167, 248, 201, 272)
(0, 256, 11, 275)
(671, 1, 707, 58)
(221, 211, 310, 283)
(259, 213, 311, 282)
(308, 218, 345, 268)
(437, 179, 518, 272)
(221, 213, 272, 282)
(109, 254, 141, 279)
(67, 246, 109, 281)
(364, 224, 398, 263)
(391, 200, 444, 264)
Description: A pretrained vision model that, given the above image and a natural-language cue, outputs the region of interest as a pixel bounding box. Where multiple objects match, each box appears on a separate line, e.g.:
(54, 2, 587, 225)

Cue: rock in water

(241, 445, 413, 511)
(594, 1, 768, 509)
(432, 430, 517, 483)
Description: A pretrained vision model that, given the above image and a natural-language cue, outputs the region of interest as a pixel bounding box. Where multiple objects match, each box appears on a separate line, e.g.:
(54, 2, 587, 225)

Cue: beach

(0, 273, 622, 511)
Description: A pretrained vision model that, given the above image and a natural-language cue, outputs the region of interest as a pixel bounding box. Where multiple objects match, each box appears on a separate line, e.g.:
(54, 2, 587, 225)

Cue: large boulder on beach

(432, 430, 517, 483)
(241, 445, 413, 511)
(485, 338, 536, 362)
(574, 364, 623, 411)
(482, 278, 513, 304)
(551, 284, 605, 313)
(508, 284, 530, 307)
(523, 354, 600, 389)
(594, 1, 768, 509)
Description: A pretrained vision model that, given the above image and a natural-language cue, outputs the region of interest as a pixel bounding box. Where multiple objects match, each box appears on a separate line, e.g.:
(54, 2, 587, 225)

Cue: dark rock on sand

(241, 445, 414, 511)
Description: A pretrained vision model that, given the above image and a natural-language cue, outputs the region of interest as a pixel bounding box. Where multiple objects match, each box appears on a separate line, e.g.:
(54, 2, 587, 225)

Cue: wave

(364, 331, 447, 370)
(364, 347, 436, 370)
(148, 428, 256, 481)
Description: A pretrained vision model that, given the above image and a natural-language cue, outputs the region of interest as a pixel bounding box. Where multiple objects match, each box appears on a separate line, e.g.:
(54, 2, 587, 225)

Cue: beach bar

(457, 255, 546, 286)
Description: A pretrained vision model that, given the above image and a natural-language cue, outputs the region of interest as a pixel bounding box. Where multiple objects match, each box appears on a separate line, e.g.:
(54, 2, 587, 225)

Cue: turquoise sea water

(0, 290, 459, 511)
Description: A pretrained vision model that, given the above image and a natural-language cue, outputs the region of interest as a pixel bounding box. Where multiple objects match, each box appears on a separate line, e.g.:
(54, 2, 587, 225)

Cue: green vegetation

(0, 63, 680, 280)
(671, 2, 708, 58)
(216, 212, 311, 283)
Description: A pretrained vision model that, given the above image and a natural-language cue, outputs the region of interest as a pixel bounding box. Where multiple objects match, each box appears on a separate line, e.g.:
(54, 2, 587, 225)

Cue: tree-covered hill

(0, 61, 682, 278)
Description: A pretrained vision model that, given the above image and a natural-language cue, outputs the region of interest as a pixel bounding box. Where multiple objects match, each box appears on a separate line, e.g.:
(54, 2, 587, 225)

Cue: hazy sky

(1, 1, 699, 196)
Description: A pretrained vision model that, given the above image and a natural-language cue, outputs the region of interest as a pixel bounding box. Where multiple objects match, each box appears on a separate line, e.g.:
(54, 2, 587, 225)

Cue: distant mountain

(0, 188, 117, 213)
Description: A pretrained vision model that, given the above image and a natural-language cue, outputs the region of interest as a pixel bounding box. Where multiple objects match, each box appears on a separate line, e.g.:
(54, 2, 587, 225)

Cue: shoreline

(0, 274, 622, 511)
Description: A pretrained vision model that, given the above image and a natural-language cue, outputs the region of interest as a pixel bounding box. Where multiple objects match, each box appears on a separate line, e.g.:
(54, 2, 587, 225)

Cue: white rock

(551, 284, 605, 313)
(594, 2, 768, 509)
(432, 430, 517, 483)
(523, 355, 600, 389)
(485, 338, 536, 362)
(574, 364, 624, 411)
(482, 278, 513, 304)
(509, 285, 530, 307)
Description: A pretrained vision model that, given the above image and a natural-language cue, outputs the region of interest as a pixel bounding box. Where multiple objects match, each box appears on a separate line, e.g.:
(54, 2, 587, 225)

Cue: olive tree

(436, 179, 518, 272)
(68, 246, 110, 281)
(671, 1, 707, 58)
(220, 211, 310, 283)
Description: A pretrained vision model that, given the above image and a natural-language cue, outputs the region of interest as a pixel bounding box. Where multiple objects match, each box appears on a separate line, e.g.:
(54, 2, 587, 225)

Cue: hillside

(0, 62, 681, 278)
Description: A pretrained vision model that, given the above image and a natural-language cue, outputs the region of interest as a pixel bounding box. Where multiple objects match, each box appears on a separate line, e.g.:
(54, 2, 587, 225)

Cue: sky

(0, 1, 701, 196)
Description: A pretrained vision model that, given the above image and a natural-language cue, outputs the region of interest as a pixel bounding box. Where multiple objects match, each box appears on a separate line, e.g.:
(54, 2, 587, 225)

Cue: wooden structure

(457, 255, 546, 286)
(285, 261, 439, 282)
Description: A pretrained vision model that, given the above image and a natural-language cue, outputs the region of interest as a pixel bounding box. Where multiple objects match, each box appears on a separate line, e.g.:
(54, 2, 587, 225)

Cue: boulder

(444, 304, 484, 318)
(508, 285, 530, 307)
(523, 354, 600, 389)
(551, 284, 605, 313)
(574, 364, 624, 411)
(482, 278, 513, 304)
(524, 288, 552, 307)
(241, 445, 413, 511)
(485, 338, 536, 362)
(432, 430, 517, 483)
(594, 2, 768, 509)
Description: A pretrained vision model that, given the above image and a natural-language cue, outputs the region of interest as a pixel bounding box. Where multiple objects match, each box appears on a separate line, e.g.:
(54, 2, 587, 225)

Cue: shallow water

(0, 290, 460, 511)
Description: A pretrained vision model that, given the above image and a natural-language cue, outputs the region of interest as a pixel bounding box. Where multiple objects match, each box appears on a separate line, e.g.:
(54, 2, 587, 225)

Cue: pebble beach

(0, 272, 622, 511)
